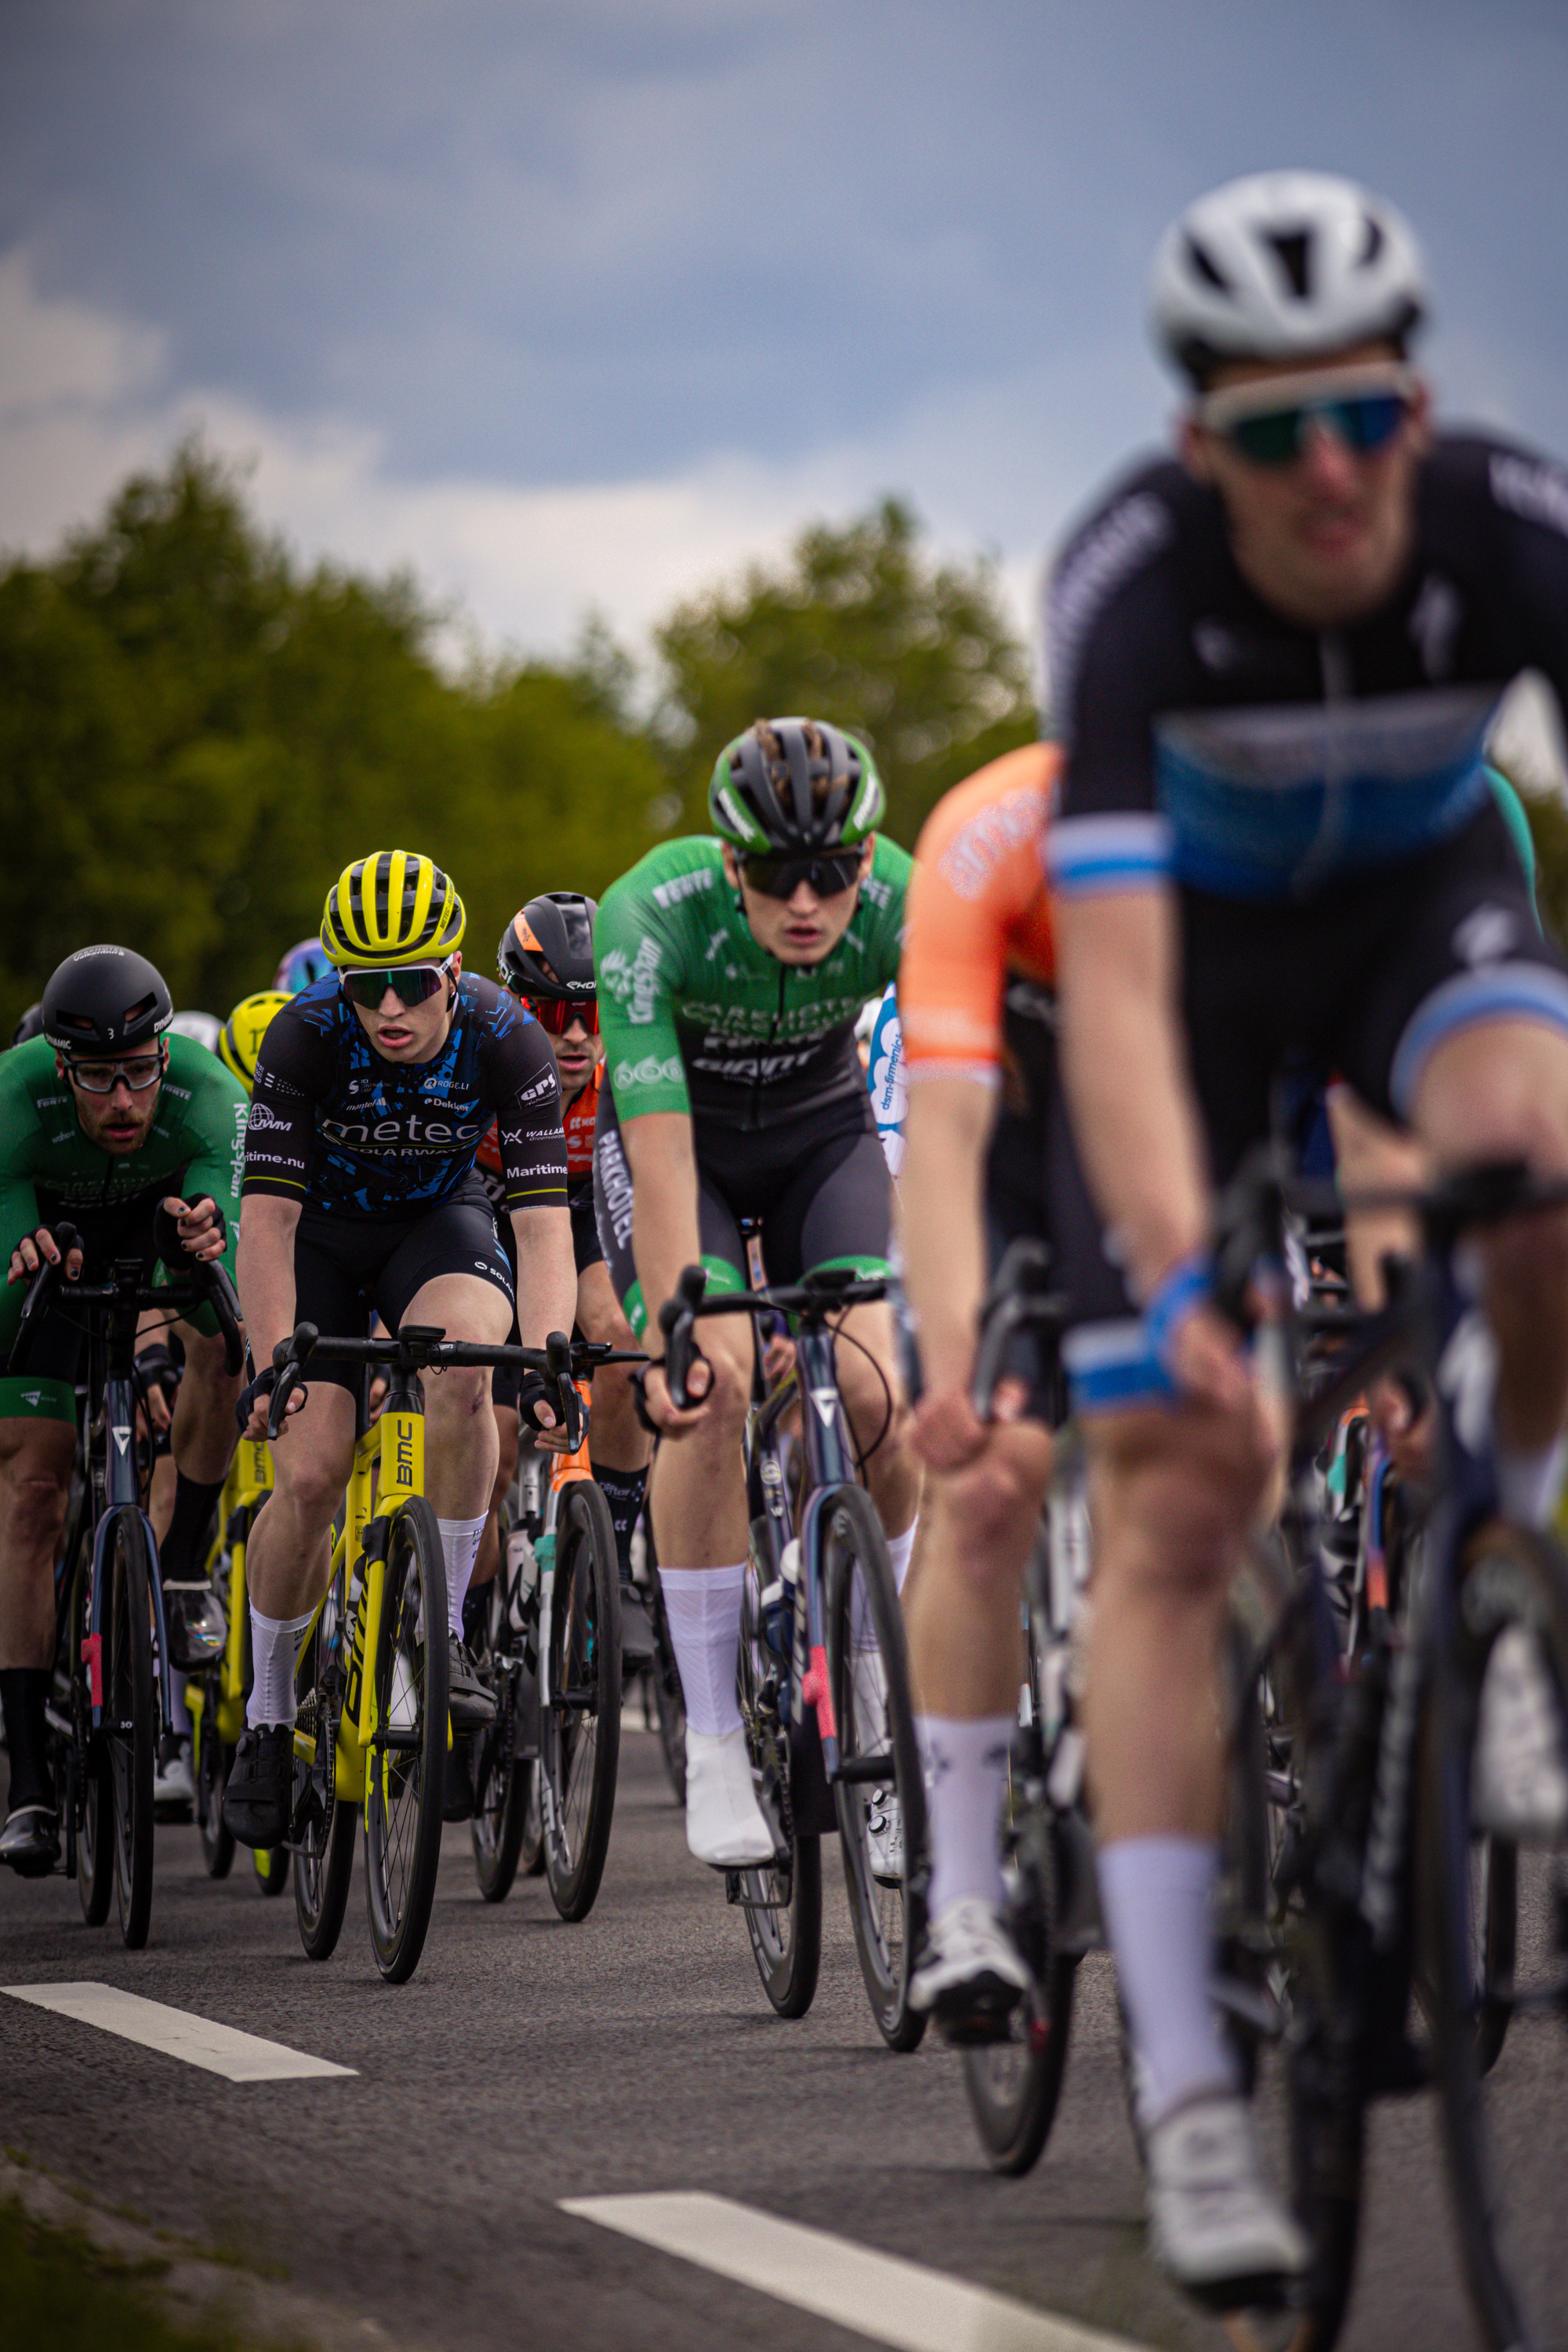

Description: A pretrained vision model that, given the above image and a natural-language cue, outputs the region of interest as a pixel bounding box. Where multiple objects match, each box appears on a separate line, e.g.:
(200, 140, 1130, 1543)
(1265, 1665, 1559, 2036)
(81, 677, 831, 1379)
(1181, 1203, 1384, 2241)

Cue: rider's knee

(1095, 1409, 1268, 1598)
(424, 1363, 492, 1424)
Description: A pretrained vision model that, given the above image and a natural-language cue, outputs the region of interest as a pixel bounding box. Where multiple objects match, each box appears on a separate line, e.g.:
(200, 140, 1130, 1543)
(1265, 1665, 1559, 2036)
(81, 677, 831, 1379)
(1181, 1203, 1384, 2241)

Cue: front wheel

(365, 1499, 448, 1984)
(540, 1481, 621, 1921)
(194, 1681, 234, 1880)
(1421, 1523, 1568, 2352)
(105, 1511, 157, 1949)
(822, 1486, 927, 2050)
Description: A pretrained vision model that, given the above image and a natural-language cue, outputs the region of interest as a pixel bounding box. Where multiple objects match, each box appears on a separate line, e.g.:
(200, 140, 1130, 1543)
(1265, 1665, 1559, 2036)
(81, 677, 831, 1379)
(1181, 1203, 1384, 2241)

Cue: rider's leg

(470, 1403, 519, 1599)
(0, 1412, 75, 1828)
(831, 1297, 920, 1549)
(158, 1319, 241, 1584)
(1084, 1399, 1272, 2126)
(397, 1269, 514, 1646)
(575, 1258, 651, 1576)
(242, 1377, 358, 1720)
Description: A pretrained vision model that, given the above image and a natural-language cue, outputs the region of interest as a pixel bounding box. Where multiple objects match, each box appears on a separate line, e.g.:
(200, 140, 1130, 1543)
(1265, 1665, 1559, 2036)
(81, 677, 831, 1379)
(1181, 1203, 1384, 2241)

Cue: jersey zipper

(750, 960, 789, 1133)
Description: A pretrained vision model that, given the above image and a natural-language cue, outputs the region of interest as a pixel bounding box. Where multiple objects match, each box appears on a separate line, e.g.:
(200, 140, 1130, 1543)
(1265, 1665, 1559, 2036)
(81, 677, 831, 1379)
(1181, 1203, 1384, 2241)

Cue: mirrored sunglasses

(340, 960, 452, 1009)
(1199, 368, 1415, 470)
(526, 994, 599, 1036)
(740, 849, 863, 901)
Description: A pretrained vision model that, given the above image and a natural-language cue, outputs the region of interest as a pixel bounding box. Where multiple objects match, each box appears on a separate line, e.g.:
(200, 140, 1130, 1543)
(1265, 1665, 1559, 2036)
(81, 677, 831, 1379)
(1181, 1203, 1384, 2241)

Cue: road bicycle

(262, 1317, 586, 1984)
(189, 1432, 289, 1897)
(662, 1260, 927, 2049)
(9, 1226, 244, 1949)
(468, 1334, 644, 1919)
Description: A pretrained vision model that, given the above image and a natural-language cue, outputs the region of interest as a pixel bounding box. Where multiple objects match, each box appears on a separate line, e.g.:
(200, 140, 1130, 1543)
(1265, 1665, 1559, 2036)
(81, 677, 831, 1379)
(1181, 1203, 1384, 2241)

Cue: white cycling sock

(437, 1515, 488, 1646)
(885, 1516, 917, 1593)
(1098, 1835, 1239, 2130)
(850, 1513, 919, 1650)
(1496, 1437, 1568, 1530)
(246, 1606, 314, 1731)
(658, 1564, 746, 1738)
(918, 1713, 1012, 1917)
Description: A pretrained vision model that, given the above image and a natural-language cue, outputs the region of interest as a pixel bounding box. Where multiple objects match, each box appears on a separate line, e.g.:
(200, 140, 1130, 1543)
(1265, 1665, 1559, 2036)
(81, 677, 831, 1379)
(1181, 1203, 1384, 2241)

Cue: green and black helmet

(707, 718, 884, 854)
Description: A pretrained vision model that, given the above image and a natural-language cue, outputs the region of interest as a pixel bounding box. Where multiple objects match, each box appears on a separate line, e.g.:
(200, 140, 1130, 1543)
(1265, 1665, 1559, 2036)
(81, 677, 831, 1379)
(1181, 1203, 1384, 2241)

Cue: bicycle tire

(255, 1842, 289, 1895)
(292, 1567, 357, 1962)
(365, 1496, 448, 1984)
(105, 1510, 157, 1949)
(822, 1486, 927, 2049)
(1421, 1521, 1568, 2352)
(735, 1556, 822, 2019)
(472, 1653, 530, 1904)
(66, 1537, 114, 1929)
(541, 1479, 621, 1921)
(649, 1568, 687, 1806)
(962, 1795, 1078, 2174)
(194, 1686, 234, 1879)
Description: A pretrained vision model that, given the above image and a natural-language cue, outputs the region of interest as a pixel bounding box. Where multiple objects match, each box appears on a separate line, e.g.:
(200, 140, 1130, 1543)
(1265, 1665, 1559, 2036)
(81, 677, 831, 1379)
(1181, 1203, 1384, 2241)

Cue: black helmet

(707, 717, 884, 854)
(11, 1002, 44, 1047)
(498, 893, 597, 1004)
(40, 946, 173, 1055)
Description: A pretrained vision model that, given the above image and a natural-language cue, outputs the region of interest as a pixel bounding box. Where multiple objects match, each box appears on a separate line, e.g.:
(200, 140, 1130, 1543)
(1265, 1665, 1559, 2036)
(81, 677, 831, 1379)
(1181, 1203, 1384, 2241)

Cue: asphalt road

(2, 1722, 1565, 2352)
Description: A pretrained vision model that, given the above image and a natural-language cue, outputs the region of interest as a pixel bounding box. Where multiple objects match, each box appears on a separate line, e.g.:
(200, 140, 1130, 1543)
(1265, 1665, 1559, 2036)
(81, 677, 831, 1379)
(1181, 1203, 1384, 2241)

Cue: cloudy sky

(3, 0, 1566, 749)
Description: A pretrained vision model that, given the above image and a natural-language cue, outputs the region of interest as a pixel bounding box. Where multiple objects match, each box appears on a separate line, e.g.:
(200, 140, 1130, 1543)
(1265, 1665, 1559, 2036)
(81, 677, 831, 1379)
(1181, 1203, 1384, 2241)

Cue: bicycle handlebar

(263, 1319, 635, 1446)
(655, 1261, 891, 1412)
(969, 1237, 1068, 1422)
(6, 1219, 245, 1379)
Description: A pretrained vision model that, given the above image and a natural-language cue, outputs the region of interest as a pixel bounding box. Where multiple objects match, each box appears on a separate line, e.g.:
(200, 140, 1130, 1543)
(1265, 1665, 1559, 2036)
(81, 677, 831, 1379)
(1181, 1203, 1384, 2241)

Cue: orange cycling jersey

(900, 743, 1058, 1087)
(477, 1060, 601, 1190)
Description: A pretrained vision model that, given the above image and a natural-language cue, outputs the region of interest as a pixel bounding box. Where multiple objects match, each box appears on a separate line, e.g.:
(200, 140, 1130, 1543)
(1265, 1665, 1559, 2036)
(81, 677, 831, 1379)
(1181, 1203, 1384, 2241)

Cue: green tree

(652, 497, 1036, 848)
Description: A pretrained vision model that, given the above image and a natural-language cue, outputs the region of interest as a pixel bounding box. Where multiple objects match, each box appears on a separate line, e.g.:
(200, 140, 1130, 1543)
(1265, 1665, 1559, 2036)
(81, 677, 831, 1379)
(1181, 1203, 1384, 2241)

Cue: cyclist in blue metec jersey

(223, 852, 576, 1848)
(1041, 172, 1568, 2307)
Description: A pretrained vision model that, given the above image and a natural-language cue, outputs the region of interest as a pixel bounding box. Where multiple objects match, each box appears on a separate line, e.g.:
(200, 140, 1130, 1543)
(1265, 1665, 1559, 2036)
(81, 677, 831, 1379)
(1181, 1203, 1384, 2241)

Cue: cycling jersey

(863, 987, 906, 1177)
(1046, 433, 1568, 905)
(476, 1059, 600, 1200)
(244, 974, 566, 1219)
(0, 1032, 248, 1379)
(595, 834, 911, 1130)
(901, 744, 1058, 1112)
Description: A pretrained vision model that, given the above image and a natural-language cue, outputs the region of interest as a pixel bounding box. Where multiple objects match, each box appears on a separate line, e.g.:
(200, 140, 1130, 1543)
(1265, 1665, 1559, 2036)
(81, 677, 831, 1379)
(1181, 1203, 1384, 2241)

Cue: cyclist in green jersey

(594, 717, 922, 1867)
(0, 946, 247, 1873)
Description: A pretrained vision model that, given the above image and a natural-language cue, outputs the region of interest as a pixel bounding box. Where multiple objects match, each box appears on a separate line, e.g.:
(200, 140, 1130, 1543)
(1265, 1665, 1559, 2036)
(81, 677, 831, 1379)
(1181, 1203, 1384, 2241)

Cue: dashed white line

(561, 2190, 1150, 2352)
(2, 1982, 357, 2082)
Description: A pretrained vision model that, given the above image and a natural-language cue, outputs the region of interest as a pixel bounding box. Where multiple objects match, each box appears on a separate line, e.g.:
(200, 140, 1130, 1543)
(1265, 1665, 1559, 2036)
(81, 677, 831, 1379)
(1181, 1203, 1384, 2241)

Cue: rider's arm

(481, 989, 575, 1346)
(233, 1004, 325, 1370)
(620, 1111, 704, 1338)
(900, 1076, 996, 1394)
(594, 858, 702, 1325)
(234, 1193, 302, 1375)
(162, 1040, 249, 1330)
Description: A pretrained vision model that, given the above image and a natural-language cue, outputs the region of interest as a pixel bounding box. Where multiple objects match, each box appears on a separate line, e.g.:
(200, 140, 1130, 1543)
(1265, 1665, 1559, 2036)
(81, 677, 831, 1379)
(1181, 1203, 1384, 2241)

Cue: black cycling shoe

(163, 1581, 227, 1671)
(0, 1803, 60, 1878)
(447, 1636, 497, 1729)
(221, 1725, 293, 1848)
(442, 1737, 475, 1823)
(619, 1586, 655, 1671)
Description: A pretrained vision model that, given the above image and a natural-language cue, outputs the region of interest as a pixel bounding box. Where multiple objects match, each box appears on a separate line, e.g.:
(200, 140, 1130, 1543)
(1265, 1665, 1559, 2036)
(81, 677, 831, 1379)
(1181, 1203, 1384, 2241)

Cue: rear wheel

(471, 1577, 531, 1904)
(194, 1677, 234, 1879)
(292, 1570, 357, 1962)
(822, 1486, 927, 2050)
(735, 1550, 821, 2018)
(106, 1512, 157, 1949)
(540, 1481, 621, 1921)
(963, 1773, 1079, 2172)
(1421, 1523, 1568, 2352)
(365, 1499, 448, 1984)
(648, 1568, 687, 1806)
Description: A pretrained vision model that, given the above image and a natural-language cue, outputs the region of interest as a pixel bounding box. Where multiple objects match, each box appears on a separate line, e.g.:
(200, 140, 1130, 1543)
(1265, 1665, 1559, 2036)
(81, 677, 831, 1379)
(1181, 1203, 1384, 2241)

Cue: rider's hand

(237, 1365, 305, 1443)
(1165, 1302, 1257, 1415)
(640, 1352, 713, 1436)
(8, 1225, 84, 1286)
(162, 1194, 227, 1263)
(912, 1374, 1028, 1473)
(1370, 1373, 1435, 1486)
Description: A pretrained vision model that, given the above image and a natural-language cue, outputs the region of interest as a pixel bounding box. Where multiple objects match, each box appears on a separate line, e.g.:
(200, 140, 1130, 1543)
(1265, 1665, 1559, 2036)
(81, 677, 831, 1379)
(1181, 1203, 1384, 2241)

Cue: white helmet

(1150, 171, 1425, 385)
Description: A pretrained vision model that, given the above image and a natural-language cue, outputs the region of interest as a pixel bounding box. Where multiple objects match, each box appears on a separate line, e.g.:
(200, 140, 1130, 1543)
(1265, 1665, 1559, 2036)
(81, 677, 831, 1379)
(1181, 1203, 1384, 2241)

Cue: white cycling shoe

(1145, 2092, 1309, 2310)
(865, 1788, 903, 1883)
(1472, 1624, 1568, 1845)
(909, 1896, 1029, 2043)
(684, 1728, 777, 1867)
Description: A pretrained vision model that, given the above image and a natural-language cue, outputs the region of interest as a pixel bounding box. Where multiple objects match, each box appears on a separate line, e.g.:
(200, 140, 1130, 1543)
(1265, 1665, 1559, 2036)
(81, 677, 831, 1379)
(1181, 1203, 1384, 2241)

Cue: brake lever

(544, 1328, 586, 1453)
(6, 1221, 79, 1375)
(659, 1264, 709, 1410)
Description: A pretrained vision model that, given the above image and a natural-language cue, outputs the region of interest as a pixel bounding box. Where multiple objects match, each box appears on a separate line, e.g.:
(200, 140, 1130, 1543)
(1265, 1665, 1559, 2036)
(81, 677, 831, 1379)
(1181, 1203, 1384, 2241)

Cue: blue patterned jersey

(243, 973, 567, 1218)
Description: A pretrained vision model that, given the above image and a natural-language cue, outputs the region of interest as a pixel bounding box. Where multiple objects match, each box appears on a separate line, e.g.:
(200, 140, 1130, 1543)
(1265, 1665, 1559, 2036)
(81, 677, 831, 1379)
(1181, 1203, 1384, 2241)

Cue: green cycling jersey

(595, 833, 911, 1130)
(0, 1032, 247, 1358)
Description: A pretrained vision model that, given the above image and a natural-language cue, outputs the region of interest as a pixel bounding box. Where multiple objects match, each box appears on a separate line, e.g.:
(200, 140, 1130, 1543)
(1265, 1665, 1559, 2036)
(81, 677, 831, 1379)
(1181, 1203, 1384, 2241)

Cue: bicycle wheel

(64, 1537, 113, 1929)
(735, 1560, 822, 2018)
(194, 1707, 234, 1879)
(365, 1497, 448, 1984)
(471, 1581, 530, 1904)
(1421, 1522, 1568, 2352)
(520, 1759, 546, 1875)
(104, 1511, 157, 1948)
(541, 1480, 621, 1921)
(254, 1843, 289, 1895)
(963, 1778, 1079, 2173)
(292, 1566, 357, 1962)
(822, 1486, 927, 2049)
(648, 1568, 687, 1806)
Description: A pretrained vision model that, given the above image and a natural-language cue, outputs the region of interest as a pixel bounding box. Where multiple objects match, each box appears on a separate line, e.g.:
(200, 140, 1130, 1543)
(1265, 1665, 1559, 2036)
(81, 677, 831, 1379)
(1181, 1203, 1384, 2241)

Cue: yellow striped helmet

(217, 990, 292, 1095)
(320, 851, 466, 968)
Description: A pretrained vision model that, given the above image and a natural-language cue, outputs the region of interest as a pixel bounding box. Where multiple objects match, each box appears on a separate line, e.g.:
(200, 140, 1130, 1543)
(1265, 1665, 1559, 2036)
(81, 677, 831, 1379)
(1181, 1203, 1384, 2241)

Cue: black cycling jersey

(1046, 431, 1568, 904)
(244, 973, 567, 1219)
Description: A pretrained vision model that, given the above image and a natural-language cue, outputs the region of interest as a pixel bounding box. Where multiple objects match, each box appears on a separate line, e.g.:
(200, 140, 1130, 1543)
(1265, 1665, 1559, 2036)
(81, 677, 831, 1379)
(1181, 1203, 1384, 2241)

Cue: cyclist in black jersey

(1042, 172, 1568, 2305)
(224, 851, 575, 1848)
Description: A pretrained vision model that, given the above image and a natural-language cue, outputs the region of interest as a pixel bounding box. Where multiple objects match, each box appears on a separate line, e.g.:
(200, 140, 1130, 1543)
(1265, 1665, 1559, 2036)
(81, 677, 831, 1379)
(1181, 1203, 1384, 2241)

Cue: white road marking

(2, 1982, 356, 2083)
(561, 2191, 1150, 2352)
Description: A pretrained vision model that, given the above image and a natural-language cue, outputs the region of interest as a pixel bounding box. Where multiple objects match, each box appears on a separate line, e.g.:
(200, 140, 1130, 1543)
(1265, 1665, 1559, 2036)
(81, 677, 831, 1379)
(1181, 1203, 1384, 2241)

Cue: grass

(0, 2194, 303, 2352)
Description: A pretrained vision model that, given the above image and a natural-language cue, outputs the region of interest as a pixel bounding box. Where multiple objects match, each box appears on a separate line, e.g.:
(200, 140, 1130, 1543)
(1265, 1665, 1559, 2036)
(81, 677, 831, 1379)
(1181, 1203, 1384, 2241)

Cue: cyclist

(217, 992, 293, 1095)
(225, 851, 576, 1848)
(10, 1007, 45, 1048)
(490, 893, 653, 1661)
(1044, 172, 1568, 2301)
(593, 717, 920, 1867)
(274, 938, 334, 994)
(0, 946, 247, 1873)
(897, 743, 1061, 2038)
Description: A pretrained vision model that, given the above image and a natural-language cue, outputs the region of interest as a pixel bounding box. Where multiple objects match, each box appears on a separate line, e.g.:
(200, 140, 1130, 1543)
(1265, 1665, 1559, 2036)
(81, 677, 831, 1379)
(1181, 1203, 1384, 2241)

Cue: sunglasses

(65, 1051, 165, 1094)
(1199, 365, 1416, 470)
(526, 994, 599, 1036)
(740, 849, 864, 901)
(340, 960, 452, 1009)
